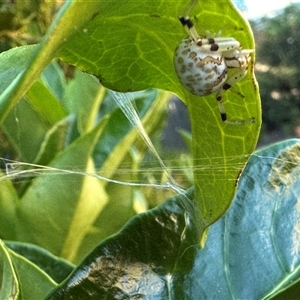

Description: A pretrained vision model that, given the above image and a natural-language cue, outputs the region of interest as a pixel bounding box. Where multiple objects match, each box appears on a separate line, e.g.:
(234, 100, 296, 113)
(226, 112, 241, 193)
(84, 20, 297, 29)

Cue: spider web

(0, 90, 256, 191)
(0, 92, 290, 195)
(0, 90, 288, 202)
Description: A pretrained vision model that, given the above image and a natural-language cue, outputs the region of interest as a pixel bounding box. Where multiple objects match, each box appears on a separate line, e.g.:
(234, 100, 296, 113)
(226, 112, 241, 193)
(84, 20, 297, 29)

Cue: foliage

(46, 139, 300, 299)
(0, 0, 260, 227)
(4, 0, 300, 299)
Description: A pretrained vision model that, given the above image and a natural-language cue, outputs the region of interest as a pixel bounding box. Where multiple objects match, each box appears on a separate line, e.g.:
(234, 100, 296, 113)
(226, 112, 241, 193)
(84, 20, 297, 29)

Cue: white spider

(174, 16, 255, 125)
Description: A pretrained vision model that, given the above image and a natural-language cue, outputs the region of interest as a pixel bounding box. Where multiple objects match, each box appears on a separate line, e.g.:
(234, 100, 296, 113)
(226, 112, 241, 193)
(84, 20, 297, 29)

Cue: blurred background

(241, 0, 300, 146)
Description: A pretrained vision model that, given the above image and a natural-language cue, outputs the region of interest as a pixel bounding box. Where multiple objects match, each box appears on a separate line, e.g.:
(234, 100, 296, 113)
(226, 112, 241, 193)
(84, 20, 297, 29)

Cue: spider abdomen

(174, 37, 228, 96)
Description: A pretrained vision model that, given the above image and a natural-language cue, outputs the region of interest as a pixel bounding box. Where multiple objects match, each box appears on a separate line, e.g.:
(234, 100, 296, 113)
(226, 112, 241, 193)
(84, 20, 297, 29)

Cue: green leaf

(57, 0, 261, 225)
(0, 240, 19, 300)
(2, 97, 49, 162)
(94, 89, 168, 173)
(186, 3, 260, 225)
(16, 119, 109, 262)
(45, 189, 203, 299)
(0, 0, 101, 125)
(75, 89, 171, 262)
(0, 239, 56, 300)
(0, 1, 260, 228)
(0, 45, 35, 92)
(46, 139, 300, 299)
(0, 171, 18, 239)
(58, 1, 191, 92)
(184, 139, 300, 299)
(41, 62, 67, 101)
(25, 80, 67, 126)
(33, 115, 76, 167)
(6, 247, 57, 300)
(1, 69, 172, 264)
(62, 70, 104, 134)
(2, 76, 68, 162)
(5, 241, 74, 284)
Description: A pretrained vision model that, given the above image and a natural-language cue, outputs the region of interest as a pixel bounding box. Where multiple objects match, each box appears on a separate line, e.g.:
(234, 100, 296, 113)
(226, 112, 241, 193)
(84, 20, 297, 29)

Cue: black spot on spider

(210, 44, 219, 51)
(223, 83, 231, 90)
(208, 38, 215, 44)
(185, 18, 194, 29)
(221, 113, 227, 121)
(189, 52, 197, 59)
(179, 16, 194, 29)
(178, 16, 186, 26)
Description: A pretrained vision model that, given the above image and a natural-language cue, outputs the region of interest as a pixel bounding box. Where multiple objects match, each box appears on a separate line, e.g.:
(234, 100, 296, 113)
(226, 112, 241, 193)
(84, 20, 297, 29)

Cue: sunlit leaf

(56, 1, 261, 226)
(0, 0, 261, 227)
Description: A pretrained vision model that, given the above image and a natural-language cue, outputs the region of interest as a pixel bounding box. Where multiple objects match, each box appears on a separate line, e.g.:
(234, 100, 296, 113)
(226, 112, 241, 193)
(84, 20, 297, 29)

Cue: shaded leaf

(0, 0, 101, 125)
(5, 241, 74, 284)
(2, 97, 50, 162)
(6, 245, 57, 300)
(0, 45, 36, 95)
(41, 62, 67, 101)
(75, 90, 171, 262)
(46, 139, 300, 299)
(0, 240, 19, 300)
(182, 139, 300, 299)
(45, 189, 203, 299)
(0, 239, 57, 300)
(25, 79, 67, 126)
(62, 70, 104, 134)
(0, 171, 18, 239)
(33, 115, 77, 167)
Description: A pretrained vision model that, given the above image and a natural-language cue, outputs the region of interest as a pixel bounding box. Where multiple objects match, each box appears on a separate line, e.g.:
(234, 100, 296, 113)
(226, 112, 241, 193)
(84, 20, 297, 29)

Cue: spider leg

(199, 39, 240, 52)
(179, 16, 241, 52)
(224, 49, 253, 69)
(177, 16, 255, 125)
(179, 16, 200, 40)
(216, 70, 255, 125)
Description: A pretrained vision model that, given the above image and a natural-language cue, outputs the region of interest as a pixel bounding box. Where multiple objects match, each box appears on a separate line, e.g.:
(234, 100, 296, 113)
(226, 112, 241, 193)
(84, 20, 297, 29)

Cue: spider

(174, 16, 255, 125)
